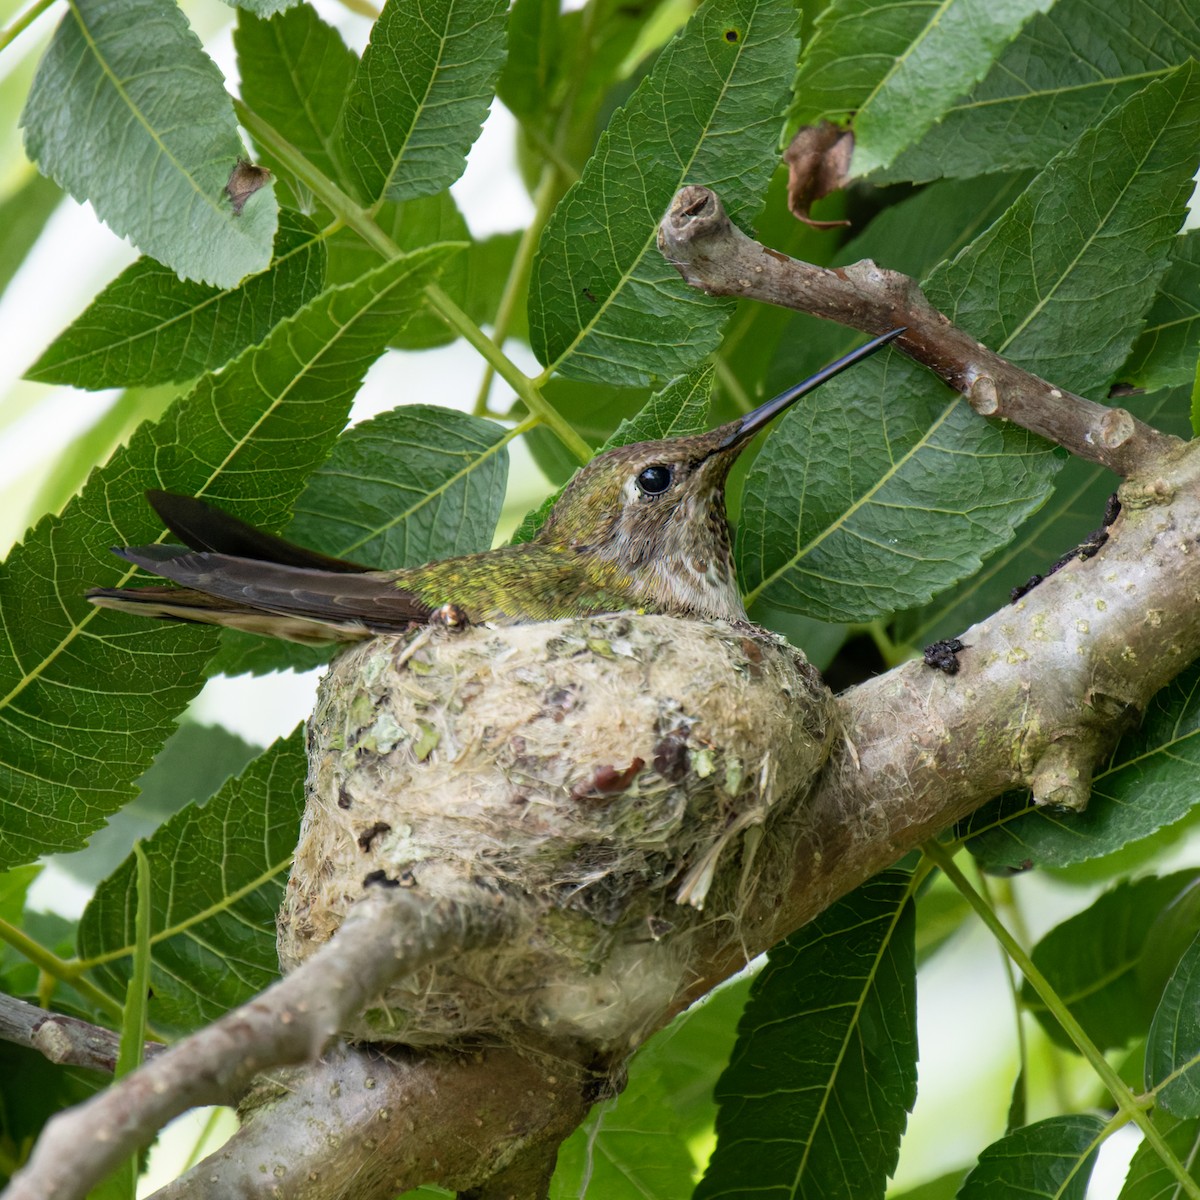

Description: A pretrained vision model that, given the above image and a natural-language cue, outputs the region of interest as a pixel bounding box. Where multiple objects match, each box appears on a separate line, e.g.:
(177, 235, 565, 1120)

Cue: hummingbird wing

(87, 493, 434, 644)
(145, 490, 370, 573)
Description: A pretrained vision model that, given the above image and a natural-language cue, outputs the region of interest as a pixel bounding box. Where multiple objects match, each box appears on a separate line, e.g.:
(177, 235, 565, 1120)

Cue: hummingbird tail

(87, 493, 435, 644)
(145, 490, 370, 573)
(86, 583, 376, 644)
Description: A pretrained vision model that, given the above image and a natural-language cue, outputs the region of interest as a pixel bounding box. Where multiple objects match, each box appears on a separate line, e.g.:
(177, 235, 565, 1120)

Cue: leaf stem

(974, 868, 1029, 1128)
(0, 916, 124, 1023)
(472, 166, 563, 417)
(428, 283, 592, 461)
(715, 356, 753, 415)
(516, 120, 581, 183)
(232, 102, 592, 464)
(923, 840, 1200, 1200)
(0, 0, 56, 53)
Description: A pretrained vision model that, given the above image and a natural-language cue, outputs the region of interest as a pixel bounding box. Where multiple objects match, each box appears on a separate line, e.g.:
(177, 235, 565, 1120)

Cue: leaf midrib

(78, 853, 292, 969)
(787, 876, 917, 1192)
(69, 0, 232, 222)
(318, 426, 513, 556)
(542, 4, 759, 377)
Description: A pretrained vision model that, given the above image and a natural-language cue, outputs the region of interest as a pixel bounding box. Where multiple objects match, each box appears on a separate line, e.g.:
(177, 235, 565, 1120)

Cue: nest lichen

(278, 613, 835, 1053)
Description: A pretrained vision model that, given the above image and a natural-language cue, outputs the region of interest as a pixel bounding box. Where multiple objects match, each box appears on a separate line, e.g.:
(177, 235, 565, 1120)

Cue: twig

(4, 887, 511, 1200)
(657, 186, 1182, 476)
(0, 993, 162, 1075)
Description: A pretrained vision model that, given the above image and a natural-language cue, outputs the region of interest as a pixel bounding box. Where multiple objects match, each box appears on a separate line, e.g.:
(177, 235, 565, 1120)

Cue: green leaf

(877, 0, 1200, 184)
(957, 1115, 1105, 1199)
(21, 0, 278, 287)
(497, 0, 559, 125)
(694, 870, 917, 1200)
(963, 657, 1200, 871)
(554, 976, 752, 1200)
(210, 404, 510, 676)
(234, 3, 358, 190)
(790, 0, 1053, 177)
(511, 365, 715, 544)
(1120, 232, 1200, 392)
(339, 0, 509, 204)
(50, 722, 260, 891)
(1118, 1112, 1200, 1197)
(529, 0, 798, 385)
(0, 171, 60, 299)
(1147, 932, 1200, 1116)
(1021, 873, 1200, 1053)
(0, 1047, 101, 1184)
(896, 386, 1193, 648)
(0, 245, 455, 871)
(738, 63, 1200, 622)
(25, 209, 328, 389)
(606, 362, 714, 446)
(77, 731, 305, 1034)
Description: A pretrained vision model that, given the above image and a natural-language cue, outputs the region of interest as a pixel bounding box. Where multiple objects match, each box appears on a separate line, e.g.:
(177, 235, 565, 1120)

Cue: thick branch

(657, 185, 1181, 476)
(4, 888, 511, 1200)
(0, 993, 163, 1074)
(152, 1043, 590, 1200)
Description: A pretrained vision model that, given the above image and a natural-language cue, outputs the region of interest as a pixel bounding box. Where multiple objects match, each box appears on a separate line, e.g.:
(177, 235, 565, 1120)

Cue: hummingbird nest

(278, 613, 835, 1054)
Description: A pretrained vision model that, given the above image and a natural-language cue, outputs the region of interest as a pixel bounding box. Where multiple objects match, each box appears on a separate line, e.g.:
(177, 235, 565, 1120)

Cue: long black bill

(719, 326, 906, 450)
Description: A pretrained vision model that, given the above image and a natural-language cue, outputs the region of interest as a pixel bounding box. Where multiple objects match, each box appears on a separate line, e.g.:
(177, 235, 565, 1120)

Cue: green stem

(0, 0, 55, 52)
(715, 357, 753, 415)
(864, 621, 908, 669)
(472, 167, 563, 417)
(924, 841, 1200, 1200)
(975, 869, 1029, 1126)
(0, 917, 123, 1023)
(429, 283, 591, 460)
(334, 0, 380, 15)
(517, 121, 581, 183)
(233, 103, 593, 465)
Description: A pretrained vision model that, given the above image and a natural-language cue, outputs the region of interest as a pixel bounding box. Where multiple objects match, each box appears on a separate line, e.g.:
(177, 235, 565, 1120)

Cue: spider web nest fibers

(278, 613, 836, 1053)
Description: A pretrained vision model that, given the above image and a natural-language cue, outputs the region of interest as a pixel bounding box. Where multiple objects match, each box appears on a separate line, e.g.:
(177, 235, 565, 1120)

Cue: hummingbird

(88, 330, 902, 642)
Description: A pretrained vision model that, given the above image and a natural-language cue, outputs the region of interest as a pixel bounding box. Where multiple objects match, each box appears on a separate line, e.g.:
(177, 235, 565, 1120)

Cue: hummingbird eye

(635, 465, 673, 496)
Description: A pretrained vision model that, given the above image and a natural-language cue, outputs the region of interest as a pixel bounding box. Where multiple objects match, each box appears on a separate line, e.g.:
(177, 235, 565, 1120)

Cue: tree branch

(151, 1043, 591, 1200)
(0, 993, 162, 1075)
(4, 888, 512, 1200)
(657, 185, 1182, 476)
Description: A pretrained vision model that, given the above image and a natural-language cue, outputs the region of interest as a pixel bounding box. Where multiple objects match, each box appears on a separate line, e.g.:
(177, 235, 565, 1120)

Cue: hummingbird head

(536, 329, 904, 623)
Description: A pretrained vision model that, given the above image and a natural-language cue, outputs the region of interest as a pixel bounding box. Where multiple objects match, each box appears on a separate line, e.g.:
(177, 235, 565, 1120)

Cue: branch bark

(0, 993, 163, 1074)
(656, 185, 1183, 477)
(4, 888, 511, 1200)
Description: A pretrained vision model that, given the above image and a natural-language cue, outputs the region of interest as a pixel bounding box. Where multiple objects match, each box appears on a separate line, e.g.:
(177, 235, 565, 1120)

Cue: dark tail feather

(87, 494, 433, 643)
(145, 491, 369, 574)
